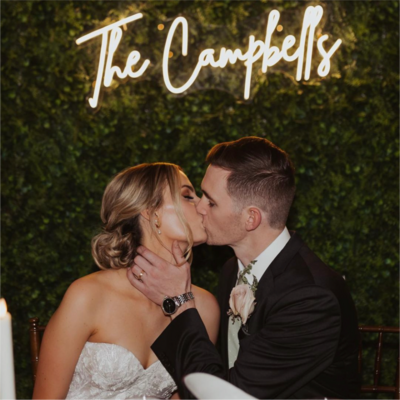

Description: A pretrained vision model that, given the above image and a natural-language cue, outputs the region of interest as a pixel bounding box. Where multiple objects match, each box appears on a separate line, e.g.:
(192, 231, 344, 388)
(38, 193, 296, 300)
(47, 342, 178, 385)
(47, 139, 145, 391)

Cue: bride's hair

(92, 163, 194, 270)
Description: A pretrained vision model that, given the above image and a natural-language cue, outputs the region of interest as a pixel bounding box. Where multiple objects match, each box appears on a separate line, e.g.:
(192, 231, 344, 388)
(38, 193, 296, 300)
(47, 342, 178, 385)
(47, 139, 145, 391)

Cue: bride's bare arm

(33, 278, 98, 399)
(193, 285, 220, 344)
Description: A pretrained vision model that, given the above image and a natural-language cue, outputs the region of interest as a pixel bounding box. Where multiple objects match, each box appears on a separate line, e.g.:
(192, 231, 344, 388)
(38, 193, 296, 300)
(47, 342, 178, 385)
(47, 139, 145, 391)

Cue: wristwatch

(162, 292, 194, 316)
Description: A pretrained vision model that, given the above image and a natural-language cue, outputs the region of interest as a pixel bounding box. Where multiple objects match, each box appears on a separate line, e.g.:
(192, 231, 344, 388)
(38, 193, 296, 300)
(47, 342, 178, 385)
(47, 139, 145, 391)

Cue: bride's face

(158, 171, 207, 246)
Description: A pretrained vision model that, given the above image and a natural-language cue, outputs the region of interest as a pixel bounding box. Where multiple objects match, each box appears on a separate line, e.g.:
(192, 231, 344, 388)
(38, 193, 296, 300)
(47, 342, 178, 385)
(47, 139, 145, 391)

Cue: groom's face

(197, 165, 246, 246)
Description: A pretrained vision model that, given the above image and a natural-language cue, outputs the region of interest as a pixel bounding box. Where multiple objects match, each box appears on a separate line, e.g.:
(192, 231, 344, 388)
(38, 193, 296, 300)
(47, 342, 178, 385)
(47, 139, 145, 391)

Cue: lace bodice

(66, 342, 177, 399)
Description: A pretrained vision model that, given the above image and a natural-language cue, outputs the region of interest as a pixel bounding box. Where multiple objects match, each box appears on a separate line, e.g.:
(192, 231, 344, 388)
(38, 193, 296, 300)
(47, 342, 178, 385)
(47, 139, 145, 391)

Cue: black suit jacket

(152, 233, 360, 399)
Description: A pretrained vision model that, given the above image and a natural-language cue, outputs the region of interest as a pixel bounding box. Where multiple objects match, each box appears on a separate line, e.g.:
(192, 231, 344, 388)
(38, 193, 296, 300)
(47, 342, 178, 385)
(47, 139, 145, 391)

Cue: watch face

(162, 298, 176, 315)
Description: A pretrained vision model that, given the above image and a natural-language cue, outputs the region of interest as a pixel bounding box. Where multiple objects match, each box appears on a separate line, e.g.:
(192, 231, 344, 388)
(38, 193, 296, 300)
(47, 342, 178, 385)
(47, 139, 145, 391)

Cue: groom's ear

(245, 207, 262, 231)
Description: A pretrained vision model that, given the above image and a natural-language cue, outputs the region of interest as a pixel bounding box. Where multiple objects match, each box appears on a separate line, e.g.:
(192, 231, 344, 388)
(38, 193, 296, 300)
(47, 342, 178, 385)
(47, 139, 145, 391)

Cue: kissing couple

(34, 137, 360, 399)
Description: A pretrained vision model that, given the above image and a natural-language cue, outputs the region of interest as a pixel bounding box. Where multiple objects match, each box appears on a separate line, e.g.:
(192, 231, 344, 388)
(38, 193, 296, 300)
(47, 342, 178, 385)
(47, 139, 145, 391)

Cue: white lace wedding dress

(66, 342, 177, 399)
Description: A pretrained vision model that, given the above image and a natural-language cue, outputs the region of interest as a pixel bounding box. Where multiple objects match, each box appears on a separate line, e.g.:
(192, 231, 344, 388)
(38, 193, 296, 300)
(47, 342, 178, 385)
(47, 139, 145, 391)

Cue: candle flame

(0, 298, 7, 317)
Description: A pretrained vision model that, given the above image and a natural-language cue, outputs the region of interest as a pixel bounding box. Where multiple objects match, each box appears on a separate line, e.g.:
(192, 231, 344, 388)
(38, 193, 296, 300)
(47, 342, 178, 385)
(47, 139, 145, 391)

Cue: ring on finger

(137, 269, 145, 281)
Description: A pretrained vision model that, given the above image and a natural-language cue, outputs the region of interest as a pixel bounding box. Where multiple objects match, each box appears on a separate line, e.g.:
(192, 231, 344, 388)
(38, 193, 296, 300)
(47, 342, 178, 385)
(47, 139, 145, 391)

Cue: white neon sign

(76, 13, 151, 108)
(76, 6, 342, 108)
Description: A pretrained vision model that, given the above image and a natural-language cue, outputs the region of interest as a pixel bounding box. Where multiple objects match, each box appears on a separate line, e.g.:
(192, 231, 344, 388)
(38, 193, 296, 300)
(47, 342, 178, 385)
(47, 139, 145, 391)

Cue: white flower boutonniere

(227, 260, 258, 325)
(227, 284, 256, 324)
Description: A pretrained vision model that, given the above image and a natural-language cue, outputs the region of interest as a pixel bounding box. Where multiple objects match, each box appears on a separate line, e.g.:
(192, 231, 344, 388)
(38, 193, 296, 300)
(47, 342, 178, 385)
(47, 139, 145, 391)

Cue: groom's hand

(126, 241, 195, 318)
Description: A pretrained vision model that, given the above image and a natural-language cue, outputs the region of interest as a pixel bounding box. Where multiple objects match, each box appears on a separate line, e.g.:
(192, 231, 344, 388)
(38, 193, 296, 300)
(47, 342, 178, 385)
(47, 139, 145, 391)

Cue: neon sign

(76, 6, 342, 108)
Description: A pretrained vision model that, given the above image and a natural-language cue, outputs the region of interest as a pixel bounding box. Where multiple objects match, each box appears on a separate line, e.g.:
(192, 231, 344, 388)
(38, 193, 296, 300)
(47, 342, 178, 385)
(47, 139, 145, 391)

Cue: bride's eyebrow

(181, 184, 195, 192)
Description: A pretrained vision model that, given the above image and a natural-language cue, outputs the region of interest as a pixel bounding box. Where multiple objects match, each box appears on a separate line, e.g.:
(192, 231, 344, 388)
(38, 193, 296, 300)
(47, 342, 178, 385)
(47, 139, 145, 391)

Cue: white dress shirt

(227, 227, 291, 368)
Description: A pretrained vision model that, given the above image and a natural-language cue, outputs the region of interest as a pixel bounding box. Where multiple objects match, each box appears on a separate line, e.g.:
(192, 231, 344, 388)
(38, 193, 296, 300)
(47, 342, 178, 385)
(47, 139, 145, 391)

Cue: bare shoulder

(192, 285, 219, 310)
(61, 271, 107, 309)
(192, 285, 220, 343)
(45, 271, 114, 337)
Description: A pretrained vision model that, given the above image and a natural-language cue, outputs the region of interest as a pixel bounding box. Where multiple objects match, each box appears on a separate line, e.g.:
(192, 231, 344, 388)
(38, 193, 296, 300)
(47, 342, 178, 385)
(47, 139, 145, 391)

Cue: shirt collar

(237, 227, 291, 282)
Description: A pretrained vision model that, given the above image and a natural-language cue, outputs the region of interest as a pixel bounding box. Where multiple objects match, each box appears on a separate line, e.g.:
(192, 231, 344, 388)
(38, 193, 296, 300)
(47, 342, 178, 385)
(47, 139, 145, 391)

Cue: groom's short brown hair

(206, 136, 295, 229)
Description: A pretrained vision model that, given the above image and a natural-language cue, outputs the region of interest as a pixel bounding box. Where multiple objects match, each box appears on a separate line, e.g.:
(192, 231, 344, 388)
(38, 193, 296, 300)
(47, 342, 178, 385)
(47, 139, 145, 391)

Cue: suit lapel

(254, 233, 303, 304)
(220, 233, 305, 356)
(239, 232, 304, 337)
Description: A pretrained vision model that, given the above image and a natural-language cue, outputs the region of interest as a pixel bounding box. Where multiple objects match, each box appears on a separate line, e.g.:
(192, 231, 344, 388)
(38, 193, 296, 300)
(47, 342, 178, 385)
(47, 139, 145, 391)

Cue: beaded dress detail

(66, 342, 177, 399)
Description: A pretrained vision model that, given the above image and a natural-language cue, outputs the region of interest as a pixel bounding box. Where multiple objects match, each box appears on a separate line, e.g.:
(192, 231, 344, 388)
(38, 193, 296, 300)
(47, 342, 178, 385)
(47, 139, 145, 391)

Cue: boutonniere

(227, 260, 258, 325)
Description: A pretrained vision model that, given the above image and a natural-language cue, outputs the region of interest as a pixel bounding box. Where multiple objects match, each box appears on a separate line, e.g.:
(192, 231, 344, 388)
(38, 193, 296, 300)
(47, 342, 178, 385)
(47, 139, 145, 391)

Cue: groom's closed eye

(201, 189, 217, 207)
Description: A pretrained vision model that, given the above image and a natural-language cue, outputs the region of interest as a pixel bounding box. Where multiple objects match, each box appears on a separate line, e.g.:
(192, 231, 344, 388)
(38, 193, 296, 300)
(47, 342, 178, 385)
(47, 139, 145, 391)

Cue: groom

(127, 137, 360, 399)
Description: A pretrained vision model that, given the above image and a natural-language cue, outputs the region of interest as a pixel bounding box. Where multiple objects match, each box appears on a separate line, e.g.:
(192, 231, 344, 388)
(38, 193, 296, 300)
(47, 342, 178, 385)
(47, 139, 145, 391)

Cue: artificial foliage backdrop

(1, 1, 399, 398)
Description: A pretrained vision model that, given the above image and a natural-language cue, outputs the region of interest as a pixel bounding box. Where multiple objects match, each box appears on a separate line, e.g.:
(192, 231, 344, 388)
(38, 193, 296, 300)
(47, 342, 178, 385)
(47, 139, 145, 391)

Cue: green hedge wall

(1, 1, 399, 398)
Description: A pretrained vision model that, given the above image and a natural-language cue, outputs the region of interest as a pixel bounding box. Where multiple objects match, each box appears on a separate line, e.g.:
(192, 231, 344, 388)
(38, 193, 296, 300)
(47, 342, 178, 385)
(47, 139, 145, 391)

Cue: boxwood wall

(1, 1, 399, 398)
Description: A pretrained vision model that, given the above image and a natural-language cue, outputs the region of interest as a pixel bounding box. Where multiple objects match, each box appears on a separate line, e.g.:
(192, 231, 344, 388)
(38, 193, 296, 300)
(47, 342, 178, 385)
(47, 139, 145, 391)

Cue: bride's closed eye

(183, 194, 194, 200)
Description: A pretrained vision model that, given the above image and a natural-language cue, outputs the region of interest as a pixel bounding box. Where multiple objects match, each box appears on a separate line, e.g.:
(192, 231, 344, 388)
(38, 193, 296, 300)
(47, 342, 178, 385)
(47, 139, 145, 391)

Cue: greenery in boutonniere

(237, 259, 259, 294)
(227, 260, 258, 324)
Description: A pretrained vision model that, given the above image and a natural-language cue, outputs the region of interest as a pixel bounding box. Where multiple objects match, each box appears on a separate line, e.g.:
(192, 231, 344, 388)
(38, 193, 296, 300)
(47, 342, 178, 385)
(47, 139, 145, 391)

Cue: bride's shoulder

(62, 271, 111, 307)
(50, 270, 125, 330)
(192, 285, 219, 310)
(192, 285, 220, 343)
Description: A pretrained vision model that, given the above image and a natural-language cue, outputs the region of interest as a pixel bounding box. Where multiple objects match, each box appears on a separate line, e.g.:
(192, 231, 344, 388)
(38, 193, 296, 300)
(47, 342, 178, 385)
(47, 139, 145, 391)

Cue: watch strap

(172, 291, 194, 307)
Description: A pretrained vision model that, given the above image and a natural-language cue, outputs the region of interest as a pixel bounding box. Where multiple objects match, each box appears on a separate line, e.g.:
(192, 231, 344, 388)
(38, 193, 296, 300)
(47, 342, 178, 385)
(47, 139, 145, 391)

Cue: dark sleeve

(152, 286, 341, 399)
(152, 309, 225, 398)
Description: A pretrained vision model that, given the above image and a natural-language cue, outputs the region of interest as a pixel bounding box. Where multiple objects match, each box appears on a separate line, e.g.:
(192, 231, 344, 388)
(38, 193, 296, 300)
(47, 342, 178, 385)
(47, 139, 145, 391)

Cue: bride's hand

(126, 241, 195, 315)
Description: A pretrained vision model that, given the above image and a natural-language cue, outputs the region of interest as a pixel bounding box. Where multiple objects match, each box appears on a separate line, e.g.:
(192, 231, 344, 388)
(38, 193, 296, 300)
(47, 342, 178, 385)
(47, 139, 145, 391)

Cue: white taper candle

(0, 298, 16, 400)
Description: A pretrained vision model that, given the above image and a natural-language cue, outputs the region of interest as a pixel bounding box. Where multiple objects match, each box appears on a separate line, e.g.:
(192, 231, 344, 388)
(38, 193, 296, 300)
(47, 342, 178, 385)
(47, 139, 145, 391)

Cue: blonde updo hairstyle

(92, 163, 194, 270)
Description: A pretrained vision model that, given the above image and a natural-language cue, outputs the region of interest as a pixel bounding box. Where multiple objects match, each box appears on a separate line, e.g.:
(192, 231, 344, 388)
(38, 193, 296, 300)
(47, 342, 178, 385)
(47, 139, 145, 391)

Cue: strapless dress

(66, 342, 177, 399)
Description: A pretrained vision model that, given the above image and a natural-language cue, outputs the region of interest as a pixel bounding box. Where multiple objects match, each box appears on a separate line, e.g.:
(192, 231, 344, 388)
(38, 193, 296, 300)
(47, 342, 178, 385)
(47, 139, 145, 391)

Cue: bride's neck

(140, 232, 177, 265)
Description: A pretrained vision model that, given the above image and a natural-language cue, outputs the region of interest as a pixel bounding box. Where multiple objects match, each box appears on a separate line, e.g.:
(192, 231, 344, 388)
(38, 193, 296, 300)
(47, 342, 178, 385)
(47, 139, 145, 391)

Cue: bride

(33, 163, 220, 399)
